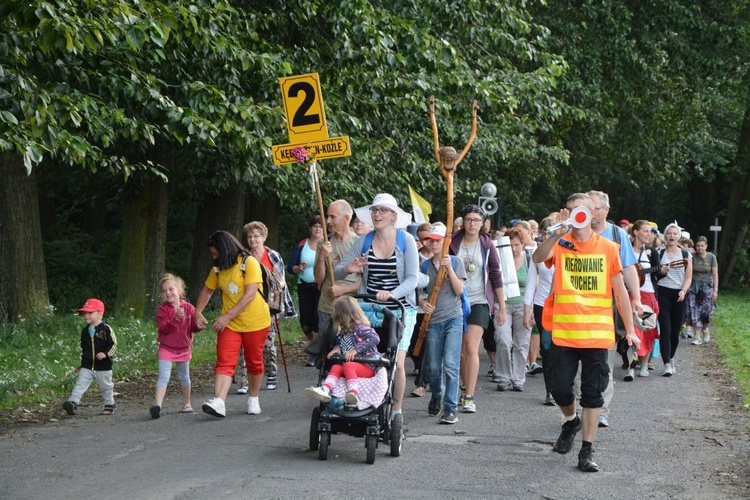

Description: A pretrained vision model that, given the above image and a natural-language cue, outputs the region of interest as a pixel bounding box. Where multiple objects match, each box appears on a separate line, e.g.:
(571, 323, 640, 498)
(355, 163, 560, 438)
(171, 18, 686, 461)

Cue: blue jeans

(425, 316, 463, 412)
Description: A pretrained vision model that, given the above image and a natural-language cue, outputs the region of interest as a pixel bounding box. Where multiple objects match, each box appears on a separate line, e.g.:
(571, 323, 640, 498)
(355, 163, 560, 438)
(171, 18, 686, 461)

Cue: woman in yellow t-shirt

(194, 231, 271, 418)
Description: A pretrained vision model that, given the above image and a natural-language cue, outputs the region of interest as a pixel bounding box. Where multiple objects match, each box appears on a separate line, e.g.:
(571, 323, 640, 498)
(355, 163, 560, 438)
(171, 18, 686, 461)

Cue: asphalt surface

(1, 340, 748, 499)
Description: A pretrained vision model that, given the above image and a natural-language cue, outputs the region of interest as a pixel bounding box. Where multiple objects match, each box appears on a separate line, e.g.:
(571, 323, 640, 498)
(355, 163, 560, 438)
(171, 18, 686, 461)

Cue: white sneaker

(670, 361, 676, 375)
(247, 396, 261, 415)
(304, 386, 331, 403)
(703, 333, 711, 343)
(662, 363, 673, 377)
(202, 397, 226, 418)
(345, 392, 359, 405)
(692, 338, 703, 345)
(237, 386, 248, 395)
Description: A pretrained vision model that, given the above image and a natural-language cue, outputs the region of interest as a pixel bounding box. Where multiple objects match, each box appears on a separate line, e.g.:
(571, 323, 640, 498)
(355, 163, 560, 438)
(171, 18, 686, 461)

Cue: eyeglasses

(370, 207, 393, 214)
(464, 218, 483, 224)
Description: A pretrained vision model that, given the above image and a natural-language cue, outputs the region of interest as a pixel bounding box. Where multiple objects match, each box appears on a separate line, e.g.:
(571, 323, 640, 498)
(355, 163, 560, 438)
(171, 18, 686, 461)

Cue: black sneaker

(439, 409, 458, 424)
(63, 401, 77, 416)
(149, 405, 161, 419)
(544, 392, 556, 406)
(577, 447, 599, 472)
(552, 416, 581, 454)
(428, 397, 441, 416)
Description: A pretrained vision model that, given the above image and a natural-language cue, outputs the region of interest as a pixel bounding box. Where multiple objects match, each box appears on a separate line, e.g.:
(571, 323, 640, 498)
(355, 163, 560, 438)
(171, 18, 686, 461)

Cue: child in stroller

(307, 294, 404, 464)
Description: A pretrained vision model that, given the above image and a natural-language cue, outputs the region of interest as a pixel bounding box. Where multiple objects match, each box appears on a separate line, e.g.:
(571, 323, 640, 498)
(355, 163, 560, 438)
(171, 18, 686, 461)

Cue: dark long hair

(207, 230, 248, 270)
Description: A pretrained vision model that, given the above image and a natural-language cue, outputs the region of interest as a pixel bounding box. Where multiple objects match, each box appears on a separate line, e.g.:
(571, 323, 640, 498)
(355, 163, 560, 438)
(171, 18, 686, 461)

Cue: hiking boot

(63, 401, 77, 416)
(202, 397, 226, 418)
(304, 386, 331, 403)
(624, 369, 635, 382)
(428, 397, 441, 416)
(439, 409, 458, 424)
(578, 447, 599, 472)
(552, 416, 581, 454)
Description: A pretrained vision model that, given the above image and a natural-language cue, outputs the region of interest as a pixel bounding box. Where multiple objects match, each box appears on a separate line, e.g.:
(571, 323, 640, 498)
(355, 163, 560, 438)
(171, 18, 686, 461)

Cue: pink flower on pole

(291, 146, 309, 164)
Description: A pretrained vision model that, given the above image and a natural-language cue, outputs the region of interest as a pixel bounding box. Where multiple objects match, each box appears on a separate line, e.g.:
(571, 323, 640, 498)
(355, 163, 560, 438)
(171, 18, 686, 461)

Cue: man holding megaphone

(533, 192, 640, 473)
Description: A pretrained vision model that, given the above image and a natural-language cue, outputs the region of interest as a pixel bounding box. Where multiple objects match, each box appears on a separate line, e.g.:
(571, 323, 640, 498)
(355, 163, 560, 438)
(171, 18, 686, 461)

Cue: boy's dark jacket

(79, 322, 117, 371)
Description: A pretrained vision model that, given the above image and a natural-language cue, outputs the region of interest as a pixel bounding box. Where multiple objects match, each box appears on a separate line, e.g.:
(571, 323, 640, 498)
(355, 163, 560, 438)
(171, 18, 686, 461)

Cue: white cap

(423, 225, 447, 240)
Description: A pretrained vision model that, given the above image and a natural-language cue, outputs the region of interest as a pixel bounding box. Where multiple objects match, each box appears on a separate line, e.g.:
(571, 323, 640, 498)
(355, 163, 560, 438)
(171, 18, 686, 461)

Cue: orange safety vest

(543, 232, 621, 349)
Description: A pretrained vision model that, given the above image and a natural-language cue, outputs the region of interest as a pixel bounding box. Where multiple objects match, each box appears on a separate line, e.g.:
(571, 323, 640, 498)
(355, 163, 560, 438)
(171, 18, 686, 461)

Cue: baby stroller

(308, 294, 404, 464)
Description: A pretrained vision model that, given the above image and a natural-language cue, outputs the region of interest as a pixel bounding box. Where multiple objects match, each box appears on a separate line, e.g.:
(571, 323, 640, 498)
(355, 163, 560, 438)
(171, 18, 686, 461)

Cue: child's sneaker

(304, 386, 332, 403)
(639, 365, 649, 377)
(202, 397, 226, 418)
(63, 401, 77, 416)
(344, 392, 359, 405)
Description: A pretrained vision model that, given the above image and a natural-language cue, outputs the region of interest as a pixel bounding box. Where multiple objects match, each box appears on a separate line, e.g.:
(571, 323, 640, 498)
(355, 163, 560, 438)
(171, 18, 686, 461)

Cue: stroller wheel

(366, 435, 377, 464)
(318, 431, 330, 461)
(390, 413, 403, 457)
(309, 407, 321, 451)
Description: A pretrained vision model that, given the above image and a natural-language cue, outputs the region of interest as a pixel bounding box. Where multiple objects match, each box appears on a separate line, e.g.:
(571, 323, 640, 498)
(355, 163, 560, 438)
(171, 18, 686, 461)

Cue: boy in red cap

(63, 298, 118, 416)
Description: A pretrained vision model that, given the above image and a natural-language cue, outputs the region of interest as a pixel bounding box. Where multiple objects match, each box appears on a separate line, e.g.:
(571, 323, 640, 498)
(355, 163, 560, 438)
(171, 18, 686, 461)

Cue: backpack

(214, 255, 286, 315)
(361, 229, 408, 256)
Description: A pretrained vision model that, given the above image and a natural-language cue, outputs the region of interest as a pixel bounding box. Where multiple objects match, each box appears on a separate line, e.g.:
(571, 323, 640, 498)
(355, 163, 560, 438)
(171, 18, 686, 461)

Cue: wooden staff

(310, 162, 336, 285)
(412, 97, 478, 357)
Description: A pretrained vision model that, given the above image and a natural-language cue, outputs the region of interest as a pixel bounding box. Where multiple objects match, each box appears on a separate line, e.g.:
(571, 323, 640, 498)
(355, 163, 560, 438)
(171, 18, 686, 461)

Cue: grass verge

(713, 288, 750, 407)
(0, 310, 306, 410)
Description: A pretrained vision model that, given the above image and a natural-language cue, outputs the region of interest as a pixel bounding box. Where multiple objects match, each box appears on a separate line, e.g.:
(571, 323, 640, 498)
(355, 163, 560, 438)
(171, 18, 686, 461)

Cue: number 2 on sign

(280, 73, 328, 143)
(288, 82, 319, 127)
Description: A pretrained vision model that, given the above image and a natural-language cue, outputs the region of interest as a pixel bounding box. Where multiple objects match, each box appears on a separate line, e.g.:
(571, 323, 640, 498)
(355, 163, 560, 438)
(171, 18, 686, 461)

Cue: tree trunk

(115, 176, 168, 317)
(718, 106, 750, 286)
(246, 192, 282, 250)
(0, 153, 50, 322)
(187, 187, 246, 303)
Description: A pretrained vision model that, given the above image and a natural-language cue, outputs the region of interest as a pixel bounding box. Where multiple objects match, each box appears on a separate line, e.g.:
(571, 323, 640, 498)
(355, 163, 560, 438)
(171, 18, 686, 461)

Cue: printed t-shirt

(204, 255, 270, 333)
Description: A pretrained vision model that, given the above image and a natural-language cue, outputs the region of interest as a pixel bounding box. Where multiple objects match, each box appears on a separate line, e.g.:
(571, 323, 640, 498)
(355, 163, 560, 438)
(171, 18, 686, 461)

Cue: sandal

(179, 405, 195, 414)
(101, 404, 116, 415)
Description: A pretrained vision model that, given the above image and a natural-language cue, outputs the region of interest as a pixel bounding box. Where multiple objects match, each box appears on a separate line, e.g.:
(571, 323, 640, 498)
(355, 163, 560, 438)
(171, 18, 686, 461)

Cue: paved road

(1, 342, 748, 499)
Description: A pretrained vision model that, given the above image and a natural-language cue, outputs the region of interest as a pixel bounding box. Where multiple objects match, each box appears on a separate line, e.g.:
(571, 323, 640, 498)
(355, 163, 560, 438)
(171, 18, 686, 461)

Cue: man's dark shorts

(548, 344, 609, 408)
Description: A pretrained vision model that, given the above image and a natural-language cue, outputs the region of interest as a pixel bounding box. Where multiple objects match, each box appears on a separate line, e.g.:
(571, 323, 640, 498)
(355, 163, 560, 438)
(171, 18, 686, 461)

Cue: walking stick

(274, 315, 292, 393)
(310, 162, 336, 286)
(412, 97, 478, 358)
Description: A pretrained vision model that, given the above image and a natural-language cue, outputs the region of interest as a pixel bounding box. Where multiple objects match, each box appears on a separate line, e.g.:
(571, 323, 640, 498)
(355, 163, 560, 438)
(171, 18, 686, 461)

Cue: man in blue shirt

(585, 190, 643, 428)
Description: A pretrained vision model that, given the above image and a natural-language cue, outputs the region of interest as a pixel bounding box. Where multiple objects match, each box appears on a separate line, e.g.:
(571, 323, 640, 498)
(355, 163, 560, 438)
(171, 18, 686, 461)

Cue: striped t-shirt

(365, 247, 407, 308)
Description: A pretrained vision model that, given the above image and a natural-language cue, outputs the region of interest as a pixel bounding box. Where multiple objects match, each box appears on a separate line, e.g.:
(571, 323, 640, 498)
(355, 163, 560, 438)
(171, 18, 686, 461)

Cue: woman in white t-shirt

(656, 222, 693, 377)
